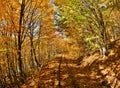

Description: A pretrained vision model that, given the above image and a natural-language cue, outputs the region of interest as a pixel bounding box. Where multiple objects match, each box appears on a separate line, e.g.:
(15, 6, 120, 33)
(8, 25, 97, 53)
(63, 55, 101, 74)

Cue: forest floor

(20, 39, 120, 88)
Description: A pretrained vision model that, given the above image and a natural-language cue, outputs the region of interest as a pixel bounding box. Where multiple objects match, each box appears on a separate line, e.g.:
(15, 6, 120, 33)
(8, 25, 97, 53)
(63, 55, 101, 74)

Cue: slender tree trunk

(18, 0, 25, 82)
(30, 36, 35, 69)
(98, 9, 109, 57)
(30, 29, 40, 69)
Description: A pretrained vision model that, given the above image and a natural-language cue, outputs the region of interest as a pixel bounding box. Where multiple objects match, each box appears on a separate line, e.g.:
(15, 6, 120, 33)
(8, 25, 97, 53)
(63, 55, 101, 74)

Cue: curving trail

(21, 55, 103, 88)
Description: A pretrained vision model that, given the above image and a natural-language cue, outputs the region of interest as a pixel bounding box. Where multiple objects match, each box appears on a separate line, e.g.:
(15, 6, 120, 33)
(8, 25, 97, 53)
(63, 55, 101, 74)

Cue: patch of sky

(49, 0, 55, 6)
(48, 0, 67, 41)
(55, 31, 67, 41)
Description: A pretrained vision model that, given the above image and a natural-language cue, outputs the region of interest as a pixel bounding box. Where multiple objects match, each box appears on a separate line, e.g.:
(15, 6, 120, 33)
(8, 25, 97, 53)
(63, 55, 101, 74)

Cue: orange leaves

(55, 0, 67, 5)
(47, 6, 54, 14)
(33, 0, 50, 8)
(0, 1, 6, 19)
(40, 0, 50, 7)
(12, 1, 21, 9)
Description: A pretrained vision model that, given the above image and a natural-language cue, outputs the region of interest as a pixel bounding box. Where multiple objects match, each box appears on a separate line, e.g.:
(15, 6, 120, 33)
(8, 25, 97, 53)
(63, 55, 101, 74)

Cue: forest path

(21, 55, 102, 88)
(18, 39, 120, 88)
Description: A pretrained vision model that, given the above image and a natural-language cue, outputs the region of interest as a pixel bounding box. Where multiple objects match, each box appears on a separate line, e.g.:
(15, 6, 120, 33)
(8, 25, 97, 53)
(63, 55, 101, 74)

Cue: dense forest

(0, 0, 120, 88)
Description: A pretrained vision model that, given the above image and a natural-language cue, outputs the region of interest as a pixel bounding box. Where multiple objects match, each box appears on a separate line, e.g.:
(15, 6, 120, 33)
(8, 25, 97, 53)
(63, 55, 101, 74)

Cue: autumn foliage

(0, 0, 120, 88)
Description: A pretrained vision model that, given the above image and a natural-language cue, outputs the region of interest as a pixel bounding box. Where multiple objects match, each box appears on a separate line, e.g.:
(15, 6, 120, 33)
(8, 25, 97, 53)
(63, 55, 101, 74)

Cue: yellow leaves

(12, 1, 21, 9)
(70, 9, 74, 14)
(41, 6, 54, 29)
(40, 0, 49, 7)
(18, 0, 22, 4)
(35, 0, 50, 8)
(0, 0, 55, 31)
(47, 6, 54, 13)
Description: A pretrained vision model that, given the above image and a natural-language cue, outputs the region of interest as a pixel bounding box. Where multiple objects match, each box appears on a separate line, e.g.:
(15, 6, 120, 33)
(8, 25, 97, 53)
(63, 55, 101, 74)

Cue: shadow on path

(21, 56, 103, 88)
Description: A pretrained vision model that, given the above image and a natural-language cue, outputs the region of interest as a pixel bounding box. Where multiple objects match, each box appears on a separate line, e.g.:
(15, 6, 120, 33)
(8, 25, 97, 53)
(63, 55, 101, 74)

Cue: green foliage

(85, 35, 100, 50)
(57, 0, 119, 53)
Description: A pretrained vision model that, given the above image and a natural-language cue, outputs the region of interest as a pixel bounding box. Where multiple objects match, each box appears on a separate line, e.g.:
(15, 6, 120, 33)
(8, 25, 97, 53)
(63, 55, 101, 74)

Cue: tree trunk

(17, 0, 25, 82)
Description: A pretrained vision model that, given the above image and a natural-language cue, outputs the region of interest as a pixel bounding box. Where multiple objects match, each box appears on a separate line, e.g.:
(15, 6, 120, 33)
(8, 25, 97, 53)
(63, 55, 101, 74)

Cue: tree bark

(18, 0, 25, 82)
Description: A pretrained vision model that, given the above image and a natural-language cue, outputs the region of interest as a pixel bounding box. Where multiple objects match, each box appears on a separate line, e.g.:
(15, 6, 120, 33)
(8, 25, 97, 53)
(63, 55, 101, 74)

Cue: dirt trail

(20, 52, 120, 88)
(21, 55, 103, 88)
(19, 40, 120, 88)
